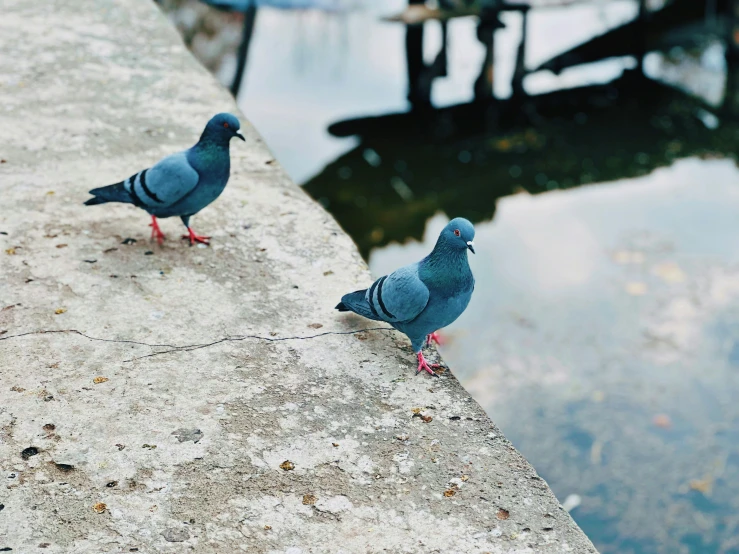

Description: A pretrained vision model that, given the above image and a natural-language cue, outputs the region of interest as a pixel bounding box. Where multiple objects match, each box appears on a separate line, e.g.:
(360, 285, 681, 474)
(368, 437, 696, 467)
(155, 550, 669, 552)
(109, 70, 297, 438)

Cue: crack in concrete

(0, 326, 397, 363)
(123, 326, 397, 362)
(0, 329, 178, 348)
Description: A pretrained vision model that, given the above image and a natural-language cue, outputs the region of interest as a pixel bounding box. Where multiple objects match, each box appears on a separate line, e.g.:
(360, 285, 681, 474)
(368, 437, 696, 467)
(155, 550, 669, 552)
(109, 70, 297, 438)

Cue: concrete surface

(0, 0, 597, 552)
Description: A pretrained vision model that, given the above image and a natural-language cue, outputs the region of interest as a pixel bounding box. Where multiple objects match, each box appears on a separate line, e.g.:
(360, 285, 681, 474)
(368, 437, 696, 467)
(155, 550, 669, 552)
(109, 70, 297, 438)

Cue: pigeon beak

(235, 132, 245, 141)
(466, 241, 475, 254)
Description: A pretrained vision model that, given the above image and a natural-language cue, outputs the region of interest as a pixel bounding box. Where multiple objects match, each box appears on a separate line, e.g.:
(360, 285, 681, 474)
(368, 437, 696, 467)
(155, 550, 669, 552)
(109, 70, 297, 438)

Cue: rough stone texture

(0, 0, 598, 552)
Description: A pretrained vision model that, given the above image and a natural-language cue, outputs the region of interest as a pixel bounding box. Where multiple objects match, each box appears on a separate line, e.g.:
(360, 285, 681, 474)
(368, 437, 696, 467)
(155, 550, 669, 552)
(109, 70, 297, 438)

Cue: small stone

(264, 525, 272, 530)
(55, 244, 67, 249)
(54, 308, 66, 315)
(279, 460, 295, 471)
(92, 502, 107, 514)
(302, 494, 317, 505)
(121, 238, 137, 245)
(5, 248, 16, 255)
(142, 444, 157, 450)
(162, 528, 189, 543)
(106, 481, 118, 488)
(420, 415, 433, 423)
(171, 429, 203, 443)
(332, 443, 339, 447)
(93, 377, 109, 384)
(307, 323, 323, 329)
(10, 386, 25, 392)
(21, 447, 39, 460)
(115, 444, 125, 451)
(496, 508, 510, 520)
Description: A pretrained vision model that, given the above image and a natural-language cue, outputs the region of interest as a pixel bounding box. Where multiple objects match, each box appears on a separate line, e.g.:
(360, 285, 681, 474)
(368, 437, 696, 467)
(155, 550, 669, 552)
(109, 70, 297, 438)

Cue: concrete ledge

(0, 0, 597, 552)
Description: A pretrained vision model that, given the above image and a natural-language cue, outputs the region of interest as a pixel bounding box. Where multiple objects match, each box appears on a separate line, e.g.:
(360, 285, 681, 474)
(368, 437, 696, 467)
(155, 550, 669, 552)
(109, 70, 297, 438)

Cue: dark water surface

(236, 2, 739, 552)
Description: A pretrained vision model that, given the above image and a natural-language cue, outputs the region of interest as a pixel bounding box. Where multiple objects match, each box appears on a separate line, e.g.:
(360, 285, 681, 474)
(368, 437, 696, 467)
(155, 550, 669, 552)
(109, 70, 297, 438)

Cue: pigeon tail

(335, 289, 383, 321)
(84, 181, 132, 206)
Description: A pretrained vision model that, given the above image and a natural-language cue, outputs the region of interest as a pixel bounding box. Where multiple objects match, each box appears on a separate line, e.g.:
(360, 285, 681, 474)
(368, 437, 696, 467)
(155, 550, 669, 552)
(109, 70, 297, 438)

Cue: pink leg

(416, 352, 440, 377)
(182, 227, 211, 246)
(426, 331, 444, 346)
(149, 216, 165, 245)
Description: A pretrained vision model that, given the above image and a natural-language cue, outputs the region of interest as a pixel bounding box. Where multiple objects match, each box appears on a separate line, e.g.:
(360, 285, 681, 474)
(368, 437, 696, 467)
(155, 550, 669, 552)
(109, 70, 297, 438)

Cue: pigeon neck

(196, 129, 231, 151)
(188, 132, 231, 178)
(426, 236, 469, 270)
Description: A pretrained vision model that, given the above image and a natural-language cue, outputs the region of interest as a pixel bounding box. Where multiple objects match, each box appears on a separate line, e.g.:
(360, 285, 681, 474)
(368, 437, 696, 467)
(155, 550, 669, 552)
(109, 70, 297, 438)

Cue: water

(223, 1, 739, 551)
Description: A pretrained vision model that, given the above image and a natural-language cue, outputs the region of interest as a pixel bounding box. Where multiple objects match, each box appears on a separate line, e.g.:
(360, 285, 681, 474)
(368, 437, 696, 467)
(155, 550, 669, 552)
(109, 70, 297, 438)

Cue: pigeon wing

(125, 152, 200, 208)
(365, 264, 429, 324)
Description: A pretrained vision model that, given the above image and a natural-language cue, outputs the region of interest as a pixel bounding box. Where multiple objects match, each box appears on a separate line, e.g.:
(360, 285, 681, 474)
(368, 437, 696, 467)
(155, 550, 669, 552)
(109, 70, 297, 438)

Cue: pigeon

(336, 217, 475, 376)
(84, 113, 245, 245)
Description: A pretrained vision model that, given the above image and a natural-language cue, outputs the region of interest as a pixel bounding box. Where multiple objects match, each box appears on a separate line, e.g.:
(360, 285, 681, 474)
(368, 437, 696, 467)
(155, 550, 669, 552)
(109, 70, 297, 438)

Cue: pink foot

(426, 331, 444, 346)
(182, 228, 211, 246)
(416, 352, 440, 377)
(149, 216, 165, 245)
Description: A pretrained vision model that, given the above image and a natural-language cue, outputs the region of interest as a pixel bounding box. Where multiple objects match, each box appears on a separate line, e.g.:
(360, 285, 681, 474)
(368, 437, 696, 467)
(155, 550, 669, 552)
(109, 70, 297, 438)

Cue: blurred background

(157, 0, 739, 551)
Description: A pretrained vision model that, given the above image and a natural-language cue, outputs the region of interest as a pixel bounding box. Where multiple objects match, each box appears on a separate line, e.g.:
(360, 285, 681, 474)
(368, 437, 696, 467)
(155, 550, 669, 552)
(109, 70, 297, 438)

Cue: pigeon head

(439, 217, 475, 254)
(202, 113, 245, 143)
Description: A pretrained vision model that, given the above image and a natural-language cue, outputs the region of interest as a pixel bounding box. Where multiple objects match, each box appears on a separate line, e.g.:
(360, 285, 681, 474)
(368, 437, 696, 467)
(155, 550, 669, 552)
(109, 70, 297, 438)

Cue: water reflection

(225, 0, 739, 552)
(304, 69, 739, 258)
(302, 0, 739, 257)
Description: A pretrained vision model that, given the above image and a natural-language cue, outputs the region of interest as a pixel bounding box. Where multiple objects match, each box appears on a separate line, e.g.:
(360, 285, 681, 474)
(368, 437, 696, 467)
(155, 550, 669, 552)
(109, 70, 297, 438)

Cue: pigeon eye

(223, 122, 229, 128)
(454, 229, 460, 237)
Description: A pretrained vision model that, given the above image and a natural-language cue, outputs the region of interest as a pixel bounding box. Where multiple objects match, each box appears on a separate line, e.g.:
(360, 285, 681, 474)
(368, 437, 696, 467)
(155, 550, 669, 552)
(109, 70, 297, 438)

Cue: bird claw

(182, 229, 211, 246)
(416, 352, 440, 377)
(426, 331, 444, 346)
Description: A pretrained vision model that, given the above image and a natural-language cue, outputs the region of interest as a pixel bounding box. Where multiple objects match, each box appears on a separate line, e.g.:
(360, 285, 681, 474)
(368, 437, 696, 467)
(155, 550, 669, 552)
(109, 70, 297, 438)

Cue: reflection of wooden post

(438, 20, 448, 78)
(635, 0, 647, 74)
(724, 0, 739, 115)
(405, 0, 449, 109)
(511, 7, 528, 97)
(405, 1, 428, 107)
(474, 11, 496, 101)
(230, 0, 258, 98)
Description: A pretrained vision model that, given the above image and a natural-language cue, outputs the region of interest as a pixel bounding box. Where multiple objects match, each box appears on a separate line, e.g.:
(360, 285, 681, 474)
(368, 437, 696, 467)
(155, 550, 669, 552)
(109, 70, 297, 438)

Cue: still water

(234, 2, 739, 552)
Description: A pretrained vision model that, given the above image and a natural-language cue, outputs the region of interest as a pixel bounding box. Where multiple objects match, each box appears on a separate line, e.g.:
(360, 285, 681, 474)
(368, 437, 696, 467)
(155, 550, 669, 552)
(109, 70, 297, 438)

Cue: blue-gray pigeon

(336, 217, 475, 376)
(84, 113, 245, 245)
